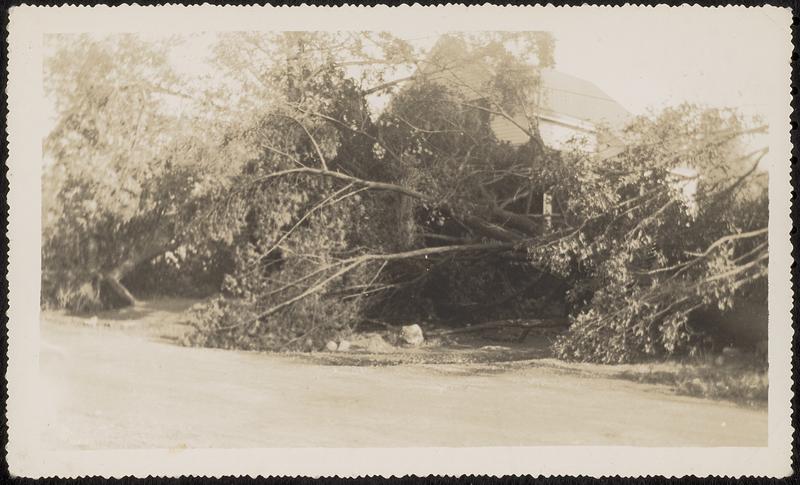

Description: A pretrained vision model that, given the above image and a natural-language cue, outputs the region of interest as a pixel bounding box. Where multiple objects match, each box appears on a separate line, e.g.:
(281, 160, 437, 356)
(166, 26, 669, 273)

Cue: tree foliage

(43, 34, 189, 307)
(43, 32, 768, 362)
(541, 107, 768, 362)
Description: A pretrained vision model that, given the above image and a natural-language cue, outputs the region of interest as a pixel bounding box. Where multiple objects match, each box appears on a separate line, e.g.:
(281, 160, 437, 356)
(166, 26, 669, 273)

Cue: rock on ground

(400, 324, 424, 346)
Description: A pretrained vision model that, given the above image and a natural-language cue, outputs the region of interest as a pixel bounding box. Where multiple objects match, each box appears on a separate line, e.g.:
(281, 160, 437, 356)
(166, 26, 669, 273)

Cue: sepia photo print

(5, 4, 794, 478)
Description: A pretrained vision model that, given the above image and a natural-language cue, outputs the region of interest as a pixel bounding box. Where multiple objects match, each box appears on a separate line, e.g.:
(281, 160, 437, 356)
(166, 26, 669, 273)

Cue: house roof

(538, 69, 632, 129)
(420, 36, 632, 131)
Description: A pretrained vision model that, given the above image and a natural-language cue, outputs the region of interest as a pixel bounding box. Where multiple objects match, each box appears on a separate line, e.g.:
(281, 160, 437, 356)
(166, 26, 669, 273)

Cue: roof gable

(419, 37, 632, 130)
(538, 69, 632, 129)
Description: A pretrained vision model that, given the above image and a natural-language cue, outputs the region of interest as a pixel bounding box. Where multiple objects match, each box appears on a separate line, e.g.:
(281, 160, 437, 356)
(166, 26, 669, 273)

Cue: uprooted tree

(43, 32, 768, 363)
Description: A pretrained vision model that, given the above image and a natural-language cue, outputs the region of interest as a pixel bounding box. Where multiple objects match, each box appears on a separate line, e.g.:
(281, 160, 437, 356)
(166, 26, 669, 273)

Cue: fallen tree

(44, 32, 769, 363)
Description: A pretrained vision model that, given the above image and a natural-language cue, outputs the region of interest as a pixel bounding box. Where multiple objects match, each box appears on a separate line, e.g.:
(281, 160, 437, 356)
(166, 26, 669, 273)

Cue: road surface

(40, 320, 767, 449)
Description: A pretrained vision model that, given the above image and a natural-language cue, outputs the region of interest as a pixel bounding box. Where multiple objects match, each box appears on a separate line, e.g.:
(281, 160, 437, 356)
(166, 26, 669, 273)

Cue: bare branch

(685, 227, 768, 259)
(255, 183, 364, 264)
(252, 166, 429, 200)
(259, 260, 364, 320)
(287, 116, 329, 170)
(244, 242, 517, 330)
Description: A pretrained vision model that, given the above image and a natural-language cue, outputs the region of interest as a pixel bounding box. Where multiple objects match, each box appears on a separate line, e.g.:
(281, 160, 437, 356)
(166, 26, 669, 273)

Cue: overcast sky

(47, 7, 790, 173)
(550, 8, 788, 174)
(162, 7, 786, 122)
(549, 14, 787, 122)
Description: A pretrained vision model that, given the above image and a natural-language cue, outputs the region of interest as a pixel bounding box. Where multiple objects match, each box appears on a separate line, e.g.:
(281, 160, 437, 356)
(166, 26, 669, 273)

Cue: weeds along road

(39, 319, 766, 449)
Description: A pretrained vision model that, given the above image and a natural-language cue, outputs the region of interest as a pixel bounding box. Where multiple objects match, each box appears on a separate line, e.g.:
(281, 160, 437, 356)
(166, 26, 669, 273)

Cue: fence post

(542, 191, 553, 231)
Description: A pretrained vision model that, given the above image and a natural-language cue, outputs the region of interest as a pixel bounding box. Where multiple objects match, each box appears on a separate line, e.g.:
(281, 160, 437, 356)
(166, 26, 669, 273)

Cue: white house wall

(539, 120, 597, 151)
(489, 113, 531, 146)
(489, 113, 598, 151)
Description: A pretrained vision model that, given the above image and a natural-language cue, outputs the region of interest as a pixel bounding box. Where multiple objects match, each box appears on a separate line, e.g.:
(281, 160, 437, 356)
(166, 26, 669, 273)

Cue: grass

(613, 356, 768, 407)
(526, 351, 768, 408)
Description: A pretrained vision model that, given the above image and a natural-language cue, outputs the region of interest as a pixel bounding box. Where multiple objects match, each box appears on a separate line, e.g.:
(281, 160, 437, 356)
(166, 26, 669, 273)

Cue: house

(497, 69, 631, 154)
(419, 36, 632, 154)
(404, 36, 635, 233)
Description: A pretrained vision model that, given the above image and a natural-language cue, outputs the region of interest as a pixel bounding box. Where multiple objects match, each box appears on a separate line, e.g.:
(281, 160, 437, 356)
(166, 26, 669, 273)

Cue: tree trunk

(102, 274, 138, 306)
(462, 214, 522, 242)
(100, 229, 175, 307)
(489, 206, 540, 235)
(396, 194, 416, 250)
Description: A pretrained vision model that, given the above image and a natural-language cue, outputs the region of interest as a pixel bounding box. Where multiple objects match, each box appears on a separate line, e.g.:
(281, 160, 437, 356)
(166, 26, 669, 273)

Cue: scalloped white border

(6, 4, 794, 478)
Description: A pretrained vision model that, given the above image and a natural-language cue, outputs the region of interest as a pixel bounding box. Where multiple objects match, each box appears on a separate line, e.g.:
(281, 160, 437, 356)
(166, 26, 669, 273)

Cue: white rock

(325, 341, 338, 352)
(337, 340, 351, 352)
(400, 324, 424, 346)
(85, 316, 99, 327)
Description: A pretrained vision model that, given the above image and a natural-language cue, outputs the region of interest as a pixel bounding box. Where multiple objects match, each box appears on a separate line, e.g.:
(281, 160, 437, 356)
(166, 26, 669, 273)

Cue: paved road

(40, 321, 767, 449)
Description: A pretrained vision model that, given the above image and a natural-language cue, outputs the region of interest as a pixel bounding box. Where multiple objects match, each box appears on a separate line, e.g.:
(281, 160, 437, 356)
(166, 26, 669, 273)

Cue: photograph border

(5, 4, 795, 478)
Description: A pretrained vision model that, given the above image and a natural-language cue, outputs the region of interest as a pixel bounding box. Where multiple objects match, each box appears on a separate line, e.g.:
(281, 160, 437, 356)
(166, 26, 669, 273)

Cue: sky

(161, 9, 785, 122)
(46, 8, 790, 173)
(169, 19, 788, 168)
(537, 7, 789, 178)
(548, 16, 786, 122)
(51, 26, 785, 121)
